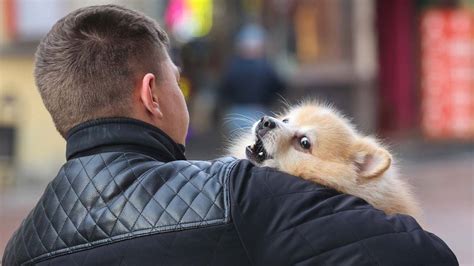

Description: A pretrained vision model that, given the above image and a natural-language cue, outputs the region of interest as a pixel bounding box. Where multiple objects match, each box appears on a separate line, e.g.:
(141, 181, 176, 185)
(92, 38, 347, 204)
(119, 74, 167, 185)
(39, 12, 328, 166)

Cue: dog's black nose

(260, 116, 276, 129)
(256, 116, 276, 137)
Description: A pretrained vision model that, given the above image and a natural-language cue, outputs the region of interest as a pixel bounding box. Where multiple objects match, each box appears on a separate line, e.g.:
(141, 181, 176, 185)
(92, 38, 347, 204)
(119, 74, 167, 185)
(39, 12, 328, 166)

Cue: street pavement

(1, 140, 473, 265)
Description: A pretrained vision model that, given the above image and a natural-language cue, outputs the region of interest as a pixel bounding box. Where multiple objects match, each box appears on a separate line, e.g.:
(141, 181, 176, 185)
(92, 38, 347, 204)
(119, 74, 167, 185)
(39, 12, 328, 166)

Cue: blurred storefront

(178, 0, 380, 136)
(377, 0, 473, 139)
(207, 0, 473, 138)
(419, 5, 474, 139)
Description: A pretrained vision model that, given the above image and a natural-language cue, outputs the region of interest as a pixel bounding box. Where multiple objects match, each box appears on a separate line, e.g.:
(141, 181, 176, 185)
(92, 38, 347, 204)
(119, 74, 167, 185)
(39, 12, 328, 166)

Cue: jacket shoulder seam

(28, 217, 228, 265)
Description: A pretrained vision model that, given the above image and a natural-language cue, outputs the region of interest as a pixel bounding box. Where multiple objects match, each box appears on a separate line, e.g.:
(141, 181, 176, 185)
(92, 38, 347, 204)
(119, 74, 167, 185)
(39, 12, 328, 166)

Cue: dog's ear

(352, 137, 392, 179)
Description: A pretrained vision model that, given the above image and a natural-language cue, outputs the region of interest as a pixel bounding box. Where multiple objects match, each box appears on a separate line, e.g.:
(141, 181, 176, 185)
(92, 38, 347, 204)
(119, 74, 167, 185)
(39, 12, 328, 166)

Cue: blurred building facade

(0, 0, 167, 184)
(0, 0, 473, 184)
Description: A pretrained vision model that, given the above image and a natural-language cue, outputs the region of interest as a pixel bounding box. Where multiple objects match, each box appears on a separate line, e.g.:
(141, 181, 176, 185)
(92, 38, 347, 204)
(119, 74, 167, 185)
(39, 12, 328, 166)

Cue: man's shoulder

(228, 158, 420, 235)
(2, 152, 240, 265)
(228, 160, 458, 265)
(59, 152, 239, 195)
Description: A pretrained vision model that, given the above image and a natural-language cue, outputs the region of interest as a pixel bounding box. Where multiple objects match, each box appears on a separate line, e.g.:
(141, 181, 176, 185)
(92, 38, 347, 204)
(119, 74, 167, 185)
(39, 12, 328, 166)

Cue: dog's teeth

(258, 152, 264, 156)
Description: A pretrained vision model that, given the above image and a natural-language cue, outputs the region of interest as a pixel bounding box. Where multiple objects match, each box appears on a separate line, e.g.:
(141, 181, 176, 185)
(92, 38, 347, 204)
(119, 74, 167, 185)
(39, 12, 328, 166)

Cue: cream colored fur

(228, 101, 421, 219)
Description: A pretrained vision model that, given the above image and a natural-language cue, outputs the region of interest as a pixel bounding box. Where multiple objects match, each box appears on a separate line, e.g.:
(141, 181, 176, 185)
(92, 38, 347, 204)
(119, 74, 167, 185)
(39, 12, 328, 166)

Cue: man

(2, 5, 457, 266)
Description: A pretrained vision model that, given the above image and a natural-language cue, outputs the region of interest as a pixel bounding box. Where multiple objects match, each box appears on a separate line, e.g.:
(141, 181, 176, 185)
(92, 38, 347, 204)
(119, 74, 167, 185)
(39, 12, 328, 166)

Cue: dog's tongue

(245, 138, 268, 164)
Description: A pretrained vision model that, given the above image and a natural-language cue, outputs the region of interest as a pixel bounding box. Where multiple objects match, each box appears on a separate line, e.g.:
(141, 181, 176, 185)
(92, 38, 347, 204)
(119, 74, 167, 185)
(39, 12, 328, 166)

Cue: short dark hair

(34, 4, 169, 137)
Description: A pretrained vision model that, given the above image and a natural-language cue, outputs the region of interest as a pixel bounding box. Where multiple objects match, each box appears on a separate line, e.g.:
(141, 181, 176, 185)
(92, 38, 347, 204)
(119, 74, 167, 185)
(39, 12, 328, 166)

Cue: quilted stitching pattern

(3, 153, 236, 265)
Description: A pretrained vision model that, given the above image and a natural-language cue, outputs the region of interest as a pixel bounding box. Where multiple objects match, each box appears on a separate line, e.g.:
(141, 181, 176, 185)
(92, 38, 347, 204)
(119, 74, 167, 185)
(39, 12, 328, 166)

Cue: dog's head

(245, 102, 392, 182)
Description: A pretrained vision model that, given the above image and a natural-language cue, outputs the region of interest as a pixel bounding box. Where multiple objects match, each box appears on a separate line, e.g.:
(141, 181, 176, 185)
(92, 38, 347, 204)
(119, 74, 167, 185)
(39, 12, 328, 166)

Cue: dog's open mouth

(246, 137, 271, 164)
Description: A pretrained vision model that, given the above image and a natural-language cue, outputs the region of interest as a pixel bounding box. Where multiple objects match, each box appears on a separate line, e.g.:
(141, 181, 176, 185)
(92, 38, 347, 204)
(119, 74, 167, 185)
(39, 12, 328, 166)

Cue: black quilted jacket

(2, 118, 458, 265)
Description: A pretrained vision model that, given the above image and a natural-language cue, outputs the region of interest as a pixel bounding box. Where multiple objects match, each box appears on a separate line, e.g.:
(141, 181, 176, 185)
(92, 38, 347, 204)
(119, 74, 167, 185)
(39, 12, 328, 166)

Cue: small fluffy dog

(228, 101, 420, 218)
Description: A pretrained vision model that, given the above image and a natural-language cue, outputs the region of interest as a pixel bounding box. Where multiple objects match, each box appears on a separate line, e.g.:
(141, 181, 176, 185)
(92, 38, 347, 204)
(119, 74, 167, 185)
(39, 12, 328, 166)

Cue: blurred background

(0, 0, 473, 264)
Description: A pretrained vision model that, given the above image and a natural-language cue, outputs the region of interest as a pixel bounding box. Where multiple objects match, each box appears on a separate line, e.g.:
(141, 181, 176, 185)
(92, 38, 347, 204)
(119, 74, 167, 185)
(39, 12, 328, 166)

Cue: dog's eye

(299, 136, 311, 149)
(282, 118, 289, 123)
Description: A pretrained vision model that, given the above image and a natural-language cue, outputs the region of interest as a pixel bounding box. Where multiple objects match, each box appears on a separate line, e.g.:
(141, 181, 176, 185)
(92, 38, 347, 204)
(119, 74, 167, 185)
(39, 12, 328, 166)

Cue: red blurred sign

(420, 9, 474, 139)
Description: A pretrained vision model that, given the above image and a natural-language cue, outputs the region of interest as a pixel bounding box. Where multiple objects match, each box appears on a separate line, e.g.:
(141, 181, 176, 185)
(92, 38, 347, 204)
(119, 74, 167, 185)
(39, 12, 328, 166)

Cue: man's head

(35, 5, 189, 144)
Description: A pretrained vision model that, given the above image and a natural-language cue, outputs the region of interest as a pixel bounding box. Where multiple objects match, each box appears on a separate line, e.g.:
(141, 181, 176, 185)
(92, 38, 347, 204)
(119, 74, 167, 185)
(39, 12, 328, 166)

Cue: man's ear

(352, 137, 392, 179)
(139, 73, 163, 118)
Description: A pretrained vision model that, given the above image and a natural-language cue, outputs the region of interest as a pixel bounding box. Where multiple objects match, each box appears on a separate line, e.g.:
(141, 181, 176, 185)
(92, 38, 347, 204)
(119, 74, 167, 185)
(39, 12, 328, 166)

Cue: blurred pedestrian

(219, 23, 284, 135)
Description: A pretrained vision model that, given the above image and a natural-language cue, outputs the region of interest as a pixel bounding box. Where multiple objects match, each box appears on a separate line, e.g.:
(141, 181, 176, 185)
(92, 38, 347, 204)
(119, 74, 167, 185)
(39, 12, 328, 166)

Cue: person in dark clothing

(221, 55, 283, 106)
(2, 5, 458, 266)
(219, 24, 285, 135)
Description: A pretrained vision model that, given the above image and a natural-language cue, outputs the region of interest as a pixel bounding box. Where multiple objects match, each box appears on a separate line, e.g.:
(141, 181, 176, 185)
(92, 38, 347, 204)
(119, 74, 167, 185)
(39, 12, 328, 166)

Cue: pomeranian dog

(228, 101, 421, 218)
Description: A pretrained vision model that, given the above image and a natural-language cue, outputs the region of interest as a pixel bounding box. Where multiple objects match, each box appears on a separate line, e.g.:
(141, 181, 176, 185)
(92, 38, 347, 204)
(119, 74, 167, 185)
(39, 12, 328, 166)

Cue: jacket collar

(66, 117, 186, 162)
